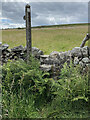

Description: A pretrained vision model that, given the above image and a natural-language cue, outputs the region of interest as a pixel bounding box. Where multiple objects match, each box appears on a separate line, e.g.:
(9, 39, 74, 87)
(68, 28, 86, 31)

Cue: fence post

(24, 4, 32, 63)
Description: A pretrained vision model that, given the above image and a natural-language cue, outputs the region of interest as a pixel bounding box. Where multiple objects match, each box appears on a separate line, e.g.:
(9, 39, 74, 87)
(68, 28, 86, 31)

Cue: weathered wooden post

(23, 4, 32, 63)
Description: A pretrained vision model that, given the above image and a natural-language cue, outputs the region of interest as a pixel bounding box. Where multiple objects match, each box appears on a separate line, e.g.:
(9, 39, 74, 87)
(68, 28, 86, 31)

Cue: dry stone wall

(40, 46, 90, 79)
(0, 44, 43, 64)
(0, 43, 90, 79)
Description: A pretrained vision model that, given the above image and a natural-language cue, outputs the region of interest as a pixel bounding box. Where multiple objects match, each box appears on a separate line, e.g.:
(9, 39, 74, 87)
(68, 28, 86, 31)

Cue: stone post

(24, 4, 32, 63)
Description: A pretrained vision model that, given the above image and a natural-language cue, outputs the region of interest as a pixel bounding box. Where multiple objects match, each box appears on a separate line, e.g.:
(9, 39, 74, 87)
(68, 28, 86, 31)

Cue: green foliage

(45, 63, 89, 118)
(58, 63, 88, 100)
(2, 57, 56, 118)
(2, 59, 89, 118)
(2, 57, 54, 101)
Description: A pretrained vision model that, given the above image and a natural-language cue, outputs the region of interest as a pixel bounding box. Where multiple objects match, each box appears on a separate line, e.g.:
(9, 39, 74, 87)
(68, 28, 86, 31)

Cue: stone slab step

(40, 64, 52, 72)
(40, 55, 49, 59)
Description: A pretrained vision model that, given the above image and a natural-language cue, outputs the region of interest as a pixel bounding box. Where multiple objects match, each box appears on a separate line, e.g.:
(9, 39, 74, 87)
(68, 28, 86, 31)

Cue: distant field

(2, 24, 88, 54)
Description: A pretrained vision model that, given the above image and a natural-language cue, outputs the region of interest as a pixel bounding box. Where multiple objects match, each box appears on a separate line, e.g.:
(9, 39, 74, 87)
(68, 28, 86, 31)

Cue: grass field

(2, 24, 88, 54)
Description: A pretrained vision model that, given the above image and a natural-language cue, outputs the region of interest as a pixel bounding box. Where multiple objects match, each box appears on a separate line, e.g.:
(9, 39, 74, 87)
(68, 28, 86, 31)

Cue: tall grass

(2, 58, 89, 118)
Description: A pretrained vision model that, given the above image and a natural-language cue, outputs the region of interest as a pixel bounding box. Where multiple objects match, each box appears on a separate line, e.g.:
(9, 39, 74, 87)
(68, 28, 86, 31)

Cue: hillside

(2, 23, 88, 54)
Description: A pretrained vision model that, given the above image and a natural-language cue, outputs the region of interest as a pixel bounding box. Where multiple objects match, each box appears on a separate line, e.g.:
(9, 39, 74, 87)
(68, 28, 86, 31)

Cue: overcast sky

(0, 0, 89, 29)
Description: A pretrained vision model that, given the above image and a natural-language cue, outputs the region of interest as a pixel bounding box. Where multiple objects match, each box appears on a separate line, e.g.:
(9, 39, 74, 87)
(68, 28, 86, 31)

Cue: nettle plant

(53, 62, 89, 108)
(2, 57, 56, 103)
(2, 57, 89, 118)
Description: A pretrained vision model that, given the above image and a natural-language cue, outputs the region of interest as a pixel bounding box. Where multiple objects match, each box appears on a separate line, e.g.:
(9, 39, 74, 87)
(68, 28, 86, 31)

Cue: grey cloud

(1, 2, 88, 28)
(31, 2, 88, 25)
(2, 2, 25, 24)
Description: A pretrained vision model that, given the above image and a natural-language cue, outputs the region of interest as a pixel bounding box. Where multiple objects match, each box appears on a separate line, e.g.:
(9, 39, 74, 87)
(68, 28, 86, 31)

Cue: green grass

(2, 24, 88, 54)
(2, 59, 89, 118)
